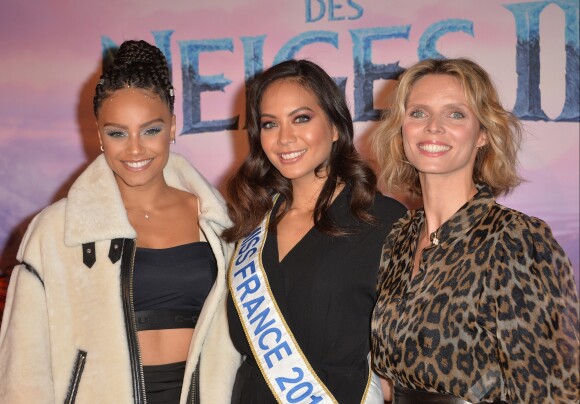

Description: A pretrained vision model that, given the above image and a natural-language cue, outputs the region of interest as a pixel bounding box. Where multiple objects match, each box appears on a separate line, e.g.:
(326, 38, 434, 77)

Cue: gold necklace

(425, 222, 439, 246)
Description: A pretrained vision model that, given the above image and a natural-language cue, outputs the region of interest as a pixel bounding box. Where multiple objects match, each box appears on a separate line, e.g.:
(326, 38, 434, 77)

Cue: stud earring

(170, 138, 176, 144)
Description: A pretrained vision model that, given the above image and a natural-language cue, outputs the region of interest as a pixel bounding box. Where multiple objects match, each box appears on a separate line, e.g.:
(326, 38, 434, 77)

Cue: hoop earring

(100, 145, 104, 152)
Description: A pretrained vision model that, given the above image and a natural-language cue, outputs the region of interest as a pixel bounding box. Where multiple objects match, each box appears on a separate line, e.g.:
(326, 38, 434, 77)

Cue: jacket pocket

(64, 349, 87, 404)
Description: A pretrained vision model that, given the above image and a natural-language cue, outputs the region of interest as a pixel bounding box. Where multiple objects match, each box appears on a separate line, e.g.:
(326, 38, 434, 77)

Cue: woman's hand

(380, 376, 393, 403)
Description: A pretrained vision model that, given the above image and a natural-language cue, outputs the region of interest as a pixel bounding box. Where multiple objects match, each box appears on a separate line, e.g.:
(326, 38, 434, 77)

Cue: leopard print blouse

(371, 185, 579, 403)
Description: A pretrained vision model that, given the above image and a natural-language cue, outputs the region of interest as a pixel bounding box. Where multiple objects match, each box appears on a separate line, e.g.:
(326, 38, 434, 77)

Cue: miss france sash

(229, 198, 373, 404)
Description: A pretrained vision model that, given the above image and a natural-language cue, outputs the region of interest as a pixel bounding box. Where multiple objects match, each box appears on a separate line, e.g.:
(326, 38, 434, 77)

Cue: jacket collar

(414, 183, 495, 247)
(64, 152, 229, 247)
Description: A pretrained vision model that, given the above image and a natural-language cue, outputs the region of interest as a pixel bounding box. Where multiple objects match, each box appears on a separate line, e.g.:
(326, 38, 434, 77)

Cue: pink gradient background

(0, 0, 578, 309)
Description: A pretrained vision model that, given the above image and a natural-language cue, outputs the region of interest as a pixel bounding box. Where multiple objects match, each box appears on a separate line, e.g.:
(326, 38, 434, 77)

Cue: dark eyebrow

(102, 118, 165, 129)
(260, 106, 314, 119)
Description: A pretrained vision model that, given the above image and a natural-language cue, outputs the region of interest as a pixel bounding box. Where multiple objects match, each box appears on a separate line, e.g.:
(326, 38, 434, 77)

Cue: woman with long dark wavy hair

(223, 59, 406, 403)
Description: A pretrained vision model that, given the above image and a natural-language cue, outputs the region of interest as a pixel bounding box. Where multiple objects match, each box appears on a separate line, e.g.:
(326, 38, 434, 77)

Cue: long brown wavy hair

(222, 59, 377, 242)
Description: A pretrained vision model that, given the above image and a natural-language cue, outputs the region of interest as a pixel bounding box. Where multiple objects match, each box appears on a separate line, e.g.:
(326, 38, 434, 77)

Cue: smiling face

(96, 87, 176, 191)
(402, 74, 487, 182)
(259, 80, 338, 187)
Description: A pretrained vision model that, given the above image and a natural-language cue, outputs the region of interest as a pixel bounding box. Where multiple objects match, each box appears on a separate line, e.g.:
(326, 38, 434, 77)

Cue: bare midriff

(138, 328, 194, 365)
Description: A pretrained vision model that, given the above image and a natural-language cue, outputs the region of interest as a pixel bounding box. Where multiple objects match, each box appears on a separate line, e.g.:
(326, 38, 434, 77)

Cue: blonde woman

(371, 58, 578, 403)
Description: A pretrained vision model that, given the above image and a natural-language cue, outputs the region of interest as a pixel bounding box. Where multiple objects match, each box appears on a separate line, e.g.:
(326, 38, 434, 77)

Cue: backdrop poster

(0, 0, 578, 317)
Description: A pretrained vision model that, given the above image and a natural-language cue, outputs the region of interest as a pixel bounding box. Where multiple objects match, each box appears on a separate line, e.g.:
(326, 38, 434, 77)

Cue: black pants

(143, 361, 186, 404)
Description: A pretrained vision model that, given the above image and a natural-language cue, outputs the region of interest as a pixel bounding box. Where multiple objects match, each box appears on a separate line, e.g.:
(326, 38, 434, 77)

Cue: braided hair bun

(93, 40, 174, 116)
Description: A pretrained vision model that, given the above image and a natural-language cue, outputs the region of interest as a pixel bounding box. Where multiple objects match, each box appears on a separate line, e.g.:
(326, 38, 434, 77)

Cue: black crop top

(133, 242, 217, 330)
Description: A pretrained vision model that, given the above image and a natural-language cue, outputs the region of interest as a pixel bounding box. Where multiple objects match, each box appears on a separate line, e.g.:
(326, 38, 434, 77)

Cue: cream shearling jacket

(0, 153, 242, 403)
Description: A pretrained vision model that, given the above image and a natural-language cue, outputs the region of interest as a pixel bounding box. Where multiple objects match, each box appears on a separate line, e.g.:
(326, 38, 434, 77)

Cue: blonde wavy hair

(372, 57, 523, 198)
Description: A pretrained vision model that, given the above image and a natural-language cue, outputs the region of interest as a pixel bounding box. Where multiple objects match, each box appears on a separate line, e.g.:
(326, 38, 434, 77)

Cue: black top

(133, 242, 217, 330)
(227, 188, 406, 403)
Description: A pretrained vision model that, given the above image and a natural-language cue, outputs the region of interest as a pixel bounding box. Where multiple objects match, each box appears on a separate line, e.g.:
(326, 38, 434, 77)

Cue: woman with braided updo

(0, 40, 239, 403)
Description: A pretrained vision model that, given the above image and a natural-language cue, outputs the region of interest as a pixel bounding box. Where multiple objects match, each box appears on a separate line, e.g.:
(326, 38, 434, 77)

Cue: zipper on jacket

(64, 349, 87, 404)
(121, 238, 147, 403)
(188, 361, 200, 404)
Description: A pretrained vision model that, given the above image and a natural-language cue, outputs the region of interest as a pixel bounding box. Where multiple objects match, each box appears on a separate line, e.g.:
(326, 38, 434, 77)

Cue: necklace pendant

(429, 231, 439, 246)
